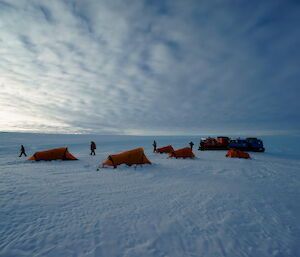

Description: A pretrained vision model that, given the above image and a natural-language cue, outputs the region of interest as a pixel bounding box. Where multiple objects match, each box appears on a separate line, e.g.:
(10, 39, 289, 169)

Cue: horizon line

(1, 130, 299, 137)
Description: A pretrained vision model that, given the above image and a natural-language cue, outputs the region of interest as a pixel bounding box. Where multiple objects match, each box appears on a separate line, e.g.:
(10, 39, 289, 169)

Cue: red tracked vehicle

(198, 136, 230, 150)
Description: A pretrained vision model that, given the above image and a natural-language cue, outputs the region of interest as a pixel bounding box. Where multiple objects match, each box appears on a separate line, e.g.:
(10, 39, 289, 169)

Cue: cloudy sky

(0, 0, 299, 135)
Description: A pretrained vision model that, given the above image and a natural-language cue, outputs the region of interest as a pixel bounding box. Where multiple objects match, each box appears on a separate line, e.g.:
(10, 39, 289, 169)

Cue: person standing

(90, 141, 96, 155)
(198, 139, 202, 150)
(152, 140, 157, 153)
(189, 141, 194, 151)
(19, 145, 27, 157)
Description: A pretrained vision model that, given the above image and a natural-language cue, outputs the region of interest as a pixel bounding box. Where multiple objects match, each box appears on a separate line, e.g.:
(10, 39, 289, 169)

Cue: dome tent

(28, 147, 78, 161)
(226, 149, 250, 159)
(102, 148, 151, 168)
(168, 147, 195, 159)
(156, 145, 174, 154)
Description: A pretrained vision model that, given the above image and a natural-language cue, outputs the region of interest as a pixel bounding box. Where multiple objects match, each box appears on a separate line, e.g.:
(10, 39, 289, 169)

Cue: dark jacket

(91, 142, 96, 150)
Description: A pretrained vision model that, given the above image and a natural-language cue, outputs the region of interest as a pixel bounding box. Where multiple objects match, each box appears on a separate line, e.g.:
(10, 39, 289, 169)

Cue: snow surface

(1, 133, 300, 257)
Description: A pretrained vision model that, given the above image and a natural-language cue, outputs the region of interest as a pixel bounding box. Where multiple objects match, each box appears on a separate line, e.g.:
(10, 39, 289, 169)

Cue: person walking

(152, 140, 157, 153)
(189, 141, 194, 151)
(90, 141, 96, 155)
(19, 145, 27, 157)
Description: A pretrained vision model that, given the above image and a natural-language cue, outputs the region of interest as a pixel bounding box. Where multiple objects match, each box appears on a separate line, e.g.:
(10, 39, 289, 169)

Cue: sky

(0, 0, 299, 135)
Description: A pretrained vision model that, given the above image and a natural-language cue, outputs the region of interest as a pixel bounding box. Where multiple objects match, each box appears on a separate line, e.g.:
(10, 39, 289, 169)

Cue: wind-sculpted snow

(0, 133, 300, 257)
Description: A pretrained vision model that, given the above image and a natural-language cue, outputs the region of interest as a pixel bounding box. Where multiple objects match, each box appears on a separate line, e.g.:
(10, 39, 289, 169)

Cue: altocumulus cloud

(0, 0, 299, 135)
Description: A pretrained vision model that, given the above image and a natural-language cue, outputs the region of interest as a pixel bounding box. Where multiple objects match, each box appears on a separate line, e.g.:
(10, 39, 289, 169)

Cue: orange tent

(226, 149, 250, 159)
(168, 147, 195, 159)
(28, 147, 78, 161)
(156, 145, 174, 154)
(102, 148, 151, 168)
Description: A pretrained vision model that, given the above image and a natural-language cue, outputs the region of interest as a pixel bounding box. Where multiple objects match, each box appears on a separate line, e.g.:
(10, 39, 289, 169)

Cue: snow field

(0, 133, 300, 257)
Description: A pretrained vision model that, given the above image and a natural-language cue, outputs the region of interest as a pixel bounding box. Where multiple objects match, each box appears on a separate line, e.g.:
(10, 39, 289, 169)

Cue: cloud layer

(0, 0, 299, 135)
